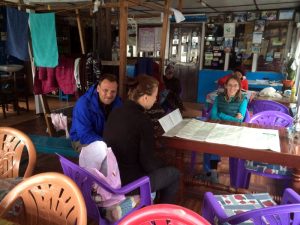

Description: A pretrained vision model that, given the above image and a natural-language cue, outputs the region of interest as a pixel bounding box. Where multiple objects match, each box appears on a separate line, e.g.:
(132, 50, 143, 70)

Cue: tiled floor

(1, 96, 287, 218)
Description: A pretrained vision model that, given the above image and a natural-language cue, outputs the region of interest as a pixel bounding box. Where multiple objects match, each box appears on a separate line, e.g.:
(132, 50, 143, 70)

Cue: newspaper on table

(159, 111, 281, 152)
(158, 109, 191, 137)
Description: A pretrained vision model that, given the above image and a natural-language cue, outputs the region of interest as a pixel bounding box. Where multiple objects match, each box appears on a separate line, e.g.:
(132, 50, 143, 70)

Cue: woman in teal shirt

(203, 75, 248, 183)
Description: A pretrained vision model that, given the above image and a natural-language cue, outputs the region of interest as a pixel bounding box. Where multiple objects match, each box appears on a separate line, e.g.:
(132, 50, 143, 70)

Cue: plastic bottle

(291, 85, 296, 102)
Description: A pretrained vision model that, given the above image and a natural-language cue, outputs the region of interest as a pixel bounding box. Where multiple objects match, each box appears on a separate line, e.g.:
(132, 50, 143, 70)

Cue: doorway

(169, 24, 202, 102)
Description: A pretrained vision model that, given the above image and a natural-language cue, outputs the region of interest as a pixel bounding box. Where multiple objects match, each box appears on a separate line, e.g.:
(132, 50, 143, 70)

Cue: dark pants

(148, 166, 180, 204)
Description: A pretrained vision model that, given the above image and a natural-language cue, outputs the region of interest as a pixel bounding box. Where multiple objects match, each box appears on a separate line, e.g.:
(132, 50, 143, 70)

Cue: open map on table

(159, 111, 280, 152)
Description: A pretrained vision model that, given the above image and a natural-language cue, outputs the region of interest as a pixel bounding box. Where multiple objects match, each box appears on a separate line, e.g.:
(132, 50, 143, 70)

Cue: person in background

(104, 75, 180, 204)
(70, 74, 122, 152)
(162, 63, 185, 112)
(218, 67, 248, 91)
(200, 75, 248, 183)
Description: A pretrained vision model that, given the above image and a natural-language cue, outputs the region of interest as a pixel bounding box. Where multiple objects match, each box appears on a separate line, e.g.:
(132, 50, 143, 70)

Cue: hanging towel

(74, 57, 81, 89)
(6, 7, 29, 61)
(29, 13, 58, 67)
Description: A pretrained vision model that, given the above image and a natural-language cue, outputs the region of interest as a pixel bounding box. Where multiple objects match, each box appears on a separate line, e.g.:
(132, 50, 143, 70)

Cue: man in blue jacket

(70, 74, 122, 152)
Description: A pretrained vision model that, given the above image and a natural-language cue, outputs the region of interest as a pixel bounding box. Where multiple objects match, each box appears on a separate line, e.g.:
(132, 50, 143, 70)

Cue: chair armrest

(225, 204, 300, 224)
(281, 188, 300, 204)
(202, 192, 228, 224)
(92, 175, 151, 206)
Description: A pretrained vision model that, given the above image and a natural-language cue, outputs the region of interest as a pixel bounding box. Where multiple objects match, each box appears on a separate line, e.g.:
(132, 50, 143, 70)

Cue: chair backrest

(249, 110, 293, 128)
(251, 99, 290, 115)
(58, 154, 103, 223)
(0, 127, 37, 178)
(119, 204, 211, 225)
(57, 154, 152, 225)
(0, 172, 87, 225)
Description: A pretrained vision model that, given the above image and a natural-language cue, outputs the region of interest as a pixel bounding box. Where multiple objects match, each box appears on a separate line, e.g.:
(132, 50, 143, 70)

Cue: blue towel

(6, 7, 29, 61)
(29, 13, 58, 67)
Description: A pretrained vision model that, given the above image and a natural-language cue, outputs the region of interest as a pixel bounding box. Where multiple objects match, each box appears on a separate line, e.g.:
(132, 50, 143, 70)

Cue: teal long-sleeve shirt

(210, 96, 248, 122)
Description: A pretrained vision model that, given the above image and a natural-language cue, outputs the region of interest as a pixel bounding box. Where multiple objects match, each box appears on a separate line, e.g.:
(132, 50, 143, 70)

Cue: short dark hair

(233, 68, 245, 77)
(98, 74, 118, 85)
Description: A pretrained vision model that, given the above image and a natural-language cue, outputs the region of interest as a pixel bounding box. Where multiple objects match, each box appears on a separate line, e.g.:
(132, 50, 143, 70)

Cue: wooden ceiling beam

(128, 0, 168, 13)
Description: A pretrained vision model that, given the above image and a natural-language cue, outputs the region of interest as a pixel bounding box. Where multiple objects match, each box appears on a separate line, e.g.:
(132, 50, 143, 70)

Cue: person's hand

(236, 113, 243, 119)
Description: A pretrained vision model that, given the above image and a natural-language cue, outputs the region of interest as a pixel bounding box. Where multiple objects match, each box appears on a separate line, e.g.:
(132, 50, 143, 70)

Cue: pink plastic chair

(119, 204, 211, 225)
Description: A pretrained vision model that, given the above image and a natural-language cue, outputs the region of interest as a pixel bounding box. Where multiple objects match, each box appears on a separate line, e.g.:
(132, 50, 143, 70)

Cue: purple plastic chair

(202, 188, 300, 225)
(230, 110, 294, 189)
(57, 154, 152, 225)
(251, 99, 290, 115)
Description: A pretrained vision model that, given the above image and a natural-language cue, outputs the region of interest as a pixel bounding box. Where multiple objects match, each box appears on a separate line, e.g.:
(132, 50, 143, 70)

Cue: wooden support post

(119, 0, 128, 99)
(105, 8, 112, 60)
(39, 95, 55, 136)
(97, 8, 112, 60)
(177, 0, 182, 11)
(160, 0, 171, 79)
(76, 9, 86, 54)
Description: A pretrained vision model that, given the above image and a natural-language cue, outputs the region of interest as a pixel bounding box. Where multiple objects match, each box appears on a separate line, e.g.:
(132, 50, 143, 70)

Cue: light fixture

(170, 8, 185, 23)
(93, 0, 105, 13)
(93, 0, 100, 13)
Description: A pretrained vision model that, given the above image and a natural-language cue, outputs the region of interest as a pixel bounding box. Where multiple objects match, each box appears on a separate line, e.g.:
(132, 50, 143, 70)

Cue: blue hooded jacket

(70, 84, 122, 145)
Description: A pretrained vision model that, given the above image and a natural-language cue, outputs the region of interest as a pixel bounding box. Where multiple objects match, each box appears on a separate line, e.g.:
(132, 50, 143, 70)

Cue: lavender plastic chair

(202, 188, 300, 225)
(190, 109, 250, 174)
(57, 154, 152, 225)
(251, 99, 290, 115)
(230, 110, 293, 189)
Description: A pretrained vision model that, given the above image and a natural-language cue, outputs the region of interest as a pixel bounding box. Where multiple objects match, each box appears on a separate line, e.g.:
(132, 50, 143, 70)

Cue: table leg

(175, 149, 185, 201)
(291, 168, 300, 192)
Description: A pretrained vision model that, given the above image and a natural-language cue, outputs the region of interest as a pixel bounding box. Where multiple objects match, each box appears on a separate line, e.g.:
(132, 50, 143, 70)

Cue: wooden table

(160, 121, 300, 192)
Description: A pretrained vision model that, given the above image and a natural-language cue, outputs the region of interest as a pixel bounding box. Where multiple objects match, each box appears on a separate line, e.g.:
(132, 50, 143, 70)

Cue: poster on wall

(224, 23, 235, 37)
(233, 12, 247, 22)
(138, 27, 155, 52)
(204, 59, 212, 66)
(251, 46, 261, 54)
(154, 27, 161, 51)
(278, 9, 295, 20)
(252, 32, 263, 44)
(224, 37, 233, 48)
(205, 52, 213, 60)
(266, 52, 274, 62)
(274, 52, 281, 58)
(254, 20, 265, 32)
(224, 14, 233, 23)
(261, 10, 277, 20)
(247, 12, 260, 21)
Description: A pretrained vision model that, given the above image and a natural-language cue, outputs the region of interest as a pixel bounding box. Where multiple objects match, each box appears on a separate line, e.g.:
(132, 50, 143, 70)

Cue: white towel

(50, 113, 69, 138)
